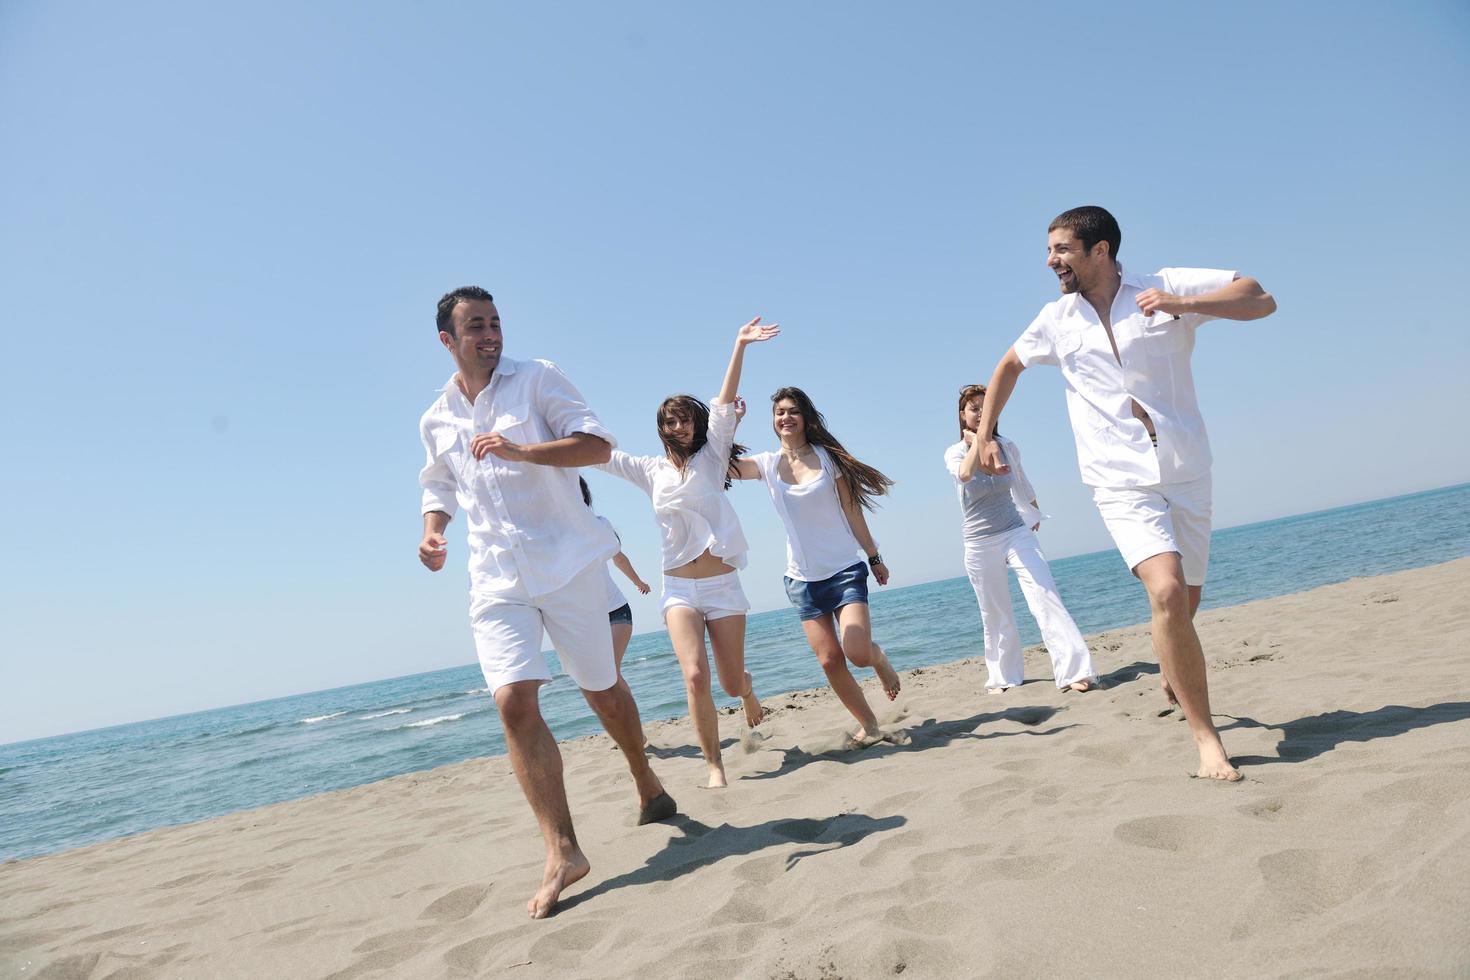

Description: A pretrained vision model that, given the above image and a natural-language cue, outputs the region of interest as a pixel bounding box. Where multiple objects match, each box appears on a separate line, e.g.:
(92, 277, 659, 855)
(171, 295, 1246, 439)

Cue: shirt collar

(1117, 261, 1146, 290)
(1058, 262, 1144, 318)
(438, 356, 521, 395)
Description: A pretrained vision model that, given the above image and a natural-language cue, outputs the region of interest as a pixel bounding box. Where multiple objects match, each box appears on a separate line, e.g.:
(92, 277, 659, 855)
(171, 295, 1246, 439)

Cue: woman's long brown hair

(957, 384, 1000, 438)
(770, 386, 893, 511)
(657, 394, 747, 490)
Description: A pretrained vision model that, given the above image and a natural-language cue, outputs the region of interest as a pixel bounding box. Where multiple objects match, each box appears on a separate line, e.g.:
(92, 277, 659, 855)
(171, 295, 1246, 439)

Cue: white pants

(963, 525, 1096, 690)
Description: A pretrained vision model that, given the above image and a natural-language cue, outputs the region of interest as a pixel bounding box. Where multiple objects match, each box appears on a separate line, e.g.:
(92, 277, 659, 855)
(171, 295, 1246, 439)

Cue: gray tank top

(956, 447, 1024, 540)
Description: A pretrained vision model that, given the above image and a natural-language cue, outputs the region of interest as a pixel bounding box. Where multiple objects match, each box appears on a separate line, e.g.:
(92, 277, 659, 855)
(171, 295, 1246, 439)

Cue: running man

(974, 207, 1276, 780)
(417, 287, 676, 918)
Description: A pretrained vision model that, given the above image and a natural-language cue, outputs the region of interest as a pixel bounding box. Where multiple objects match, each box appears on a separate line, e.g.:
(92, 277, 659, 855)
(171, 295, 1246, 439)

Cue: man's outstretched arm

(1137, 275, 1277, 321)
(977, 347, 1026, 475)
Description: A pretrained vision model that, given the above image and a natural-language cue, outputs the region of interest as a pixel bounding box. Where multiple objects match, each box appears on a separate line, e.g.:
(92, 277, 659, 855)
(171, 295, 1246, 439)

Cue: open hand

(419, 533, 447, 571)
(736, 316, 780, 346)
(471, 432, 528, 461)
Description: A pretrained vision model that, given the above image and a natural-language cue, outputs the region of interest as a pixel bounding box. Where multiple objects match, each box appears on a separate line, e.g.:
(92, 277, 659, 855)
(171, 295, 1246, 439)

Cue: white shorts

(660, 570, 750, 622)
(1091, 474, 1213, 586)
(468, 560, 617, 694)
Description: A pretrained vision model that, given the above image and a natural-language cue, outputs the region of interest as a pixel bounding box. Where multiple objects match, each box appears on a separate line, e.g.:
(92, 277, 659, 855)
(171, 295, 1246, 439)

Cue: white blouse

(750, 446, 866, 582)
(597, 400, 749, 572)
(596, 516, 629, 612)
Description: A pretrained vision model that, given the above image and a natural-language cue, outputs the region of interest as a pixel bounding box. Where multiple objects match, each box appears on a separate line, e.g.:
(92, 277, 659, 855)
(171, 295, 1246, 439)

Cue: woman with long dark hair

(732, 387, 903, 745)
(949, 384, 1096, 693)
(597, 317, 777, 788)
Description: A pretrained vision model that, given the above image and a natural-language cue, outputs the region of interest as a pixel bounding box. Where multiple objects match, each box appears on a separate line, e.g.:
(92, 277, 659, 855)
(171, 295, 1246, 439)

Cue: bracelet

(868, 553, 883, 567)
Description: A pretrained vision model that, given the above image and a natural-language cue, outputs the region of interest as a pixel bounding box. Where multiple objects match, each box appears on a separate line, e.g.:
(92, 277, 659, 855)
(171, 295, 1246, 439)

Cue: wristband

(868, 553, 883, 567)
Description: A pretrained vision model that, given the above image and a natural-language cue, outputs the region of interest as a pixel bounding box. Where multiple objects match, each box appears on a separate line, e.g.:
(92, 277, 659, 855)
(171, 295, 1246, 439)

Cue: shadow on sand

(1220, 701, 1470, 767)
(740, 704, 1074, 782)
(557, 811, 906, 912)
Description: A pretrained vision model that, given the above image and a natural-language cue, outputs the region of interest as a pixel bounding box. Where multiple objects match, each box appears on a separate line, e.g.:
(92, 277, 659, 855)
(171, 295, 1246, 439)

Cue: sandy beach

(5, 557, 1469, 979)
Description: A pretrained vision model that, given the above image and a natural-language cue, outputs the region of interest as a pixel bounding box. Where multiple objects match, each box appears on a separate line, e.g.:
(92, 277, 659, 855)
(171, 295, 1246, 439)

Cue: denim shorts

(784, 561, 869, 621)
(608, 603, 633, 626)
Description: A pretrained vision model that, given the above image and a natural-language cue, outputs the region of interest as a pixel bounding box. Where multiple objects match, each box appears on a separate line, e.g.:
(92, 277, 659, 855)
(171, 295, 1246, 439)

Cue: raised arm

(952, 430, 985, 482)
(714, 317, 780, 406)
(1137, 275, 1277, 321)
(976, 348, 1026, 475)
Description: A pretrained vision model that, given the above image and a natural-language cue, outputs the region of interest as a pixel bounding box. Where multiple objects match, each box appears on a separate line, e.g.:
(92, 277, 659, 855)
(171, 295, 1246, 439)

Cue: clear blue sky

(3, 1, 1468, 744)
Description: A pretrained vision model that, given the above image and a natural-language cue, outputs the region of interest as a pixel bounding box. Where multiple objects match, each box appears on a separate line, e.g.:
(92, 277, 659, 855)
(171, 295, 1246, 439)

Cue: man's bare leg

(1134, 554, 1240, 781)
(580, 682, 675, 820)
(494, 681, 591, 918)
(666, 608, 726, 787)
(1157, 584, 1204, 707)
(802, 614, 881, 740)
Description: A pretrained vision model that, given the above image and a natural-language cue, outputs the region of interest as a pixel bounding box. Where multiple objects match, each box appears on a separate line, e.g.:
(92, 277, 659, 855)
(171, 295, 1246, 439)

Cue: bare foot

(846, 728, 884, 749)
(527, 850, 590, 919)
(1194, 737, 1242, 782)
(705, 764, 728, 789)
(740, 672, 766, 728)
(872, 643, 901, 701)
(987, 686, 1011, 696)
(1161, 676, 1179, 706)
(1067, 679, 1097, 693)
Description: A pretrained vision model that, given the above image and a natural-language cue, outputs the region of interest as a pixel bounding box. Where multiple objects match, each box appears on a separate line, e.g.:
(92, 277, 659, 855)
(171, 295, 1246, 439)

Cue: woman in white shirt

(598, 317, 777, 789)
(732, 387, 903, 745)
(578, 478, 652, 686)
(947, 384, 1096, 694)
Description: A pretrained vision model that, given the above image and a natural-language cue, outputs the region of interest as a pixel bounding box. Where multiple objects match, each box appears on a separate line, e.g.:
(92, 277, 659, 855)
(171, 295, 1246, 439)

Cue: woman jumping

(597, 317, 776, 788)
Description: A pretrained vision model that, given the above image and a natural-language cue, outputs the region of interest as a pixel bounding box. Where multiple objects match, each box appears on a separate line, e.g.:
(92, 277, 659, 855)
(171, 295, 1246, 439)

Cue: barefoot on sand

(872, 643, 902, 700)
(636, 791, 678, 826)
(528, 851, 591, 919)
(1195, 741, 1242, 782)
(1067, 679, 1097, 693)
(740, 672, 766, 728)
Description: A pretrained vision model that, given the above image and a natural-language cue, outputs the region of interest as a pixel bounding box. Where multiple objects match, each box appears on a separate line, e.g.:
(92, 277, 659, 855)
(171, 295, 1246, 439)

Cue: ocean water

(4, 483, 1468, 863)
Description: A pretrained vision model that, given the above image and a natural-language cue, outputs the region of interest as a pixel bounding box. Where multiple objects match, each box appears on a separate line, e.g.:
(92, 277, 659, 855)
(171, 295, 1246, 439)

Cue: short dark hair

(436, 286, 494, 336)
(1048, 206, 1121, 262)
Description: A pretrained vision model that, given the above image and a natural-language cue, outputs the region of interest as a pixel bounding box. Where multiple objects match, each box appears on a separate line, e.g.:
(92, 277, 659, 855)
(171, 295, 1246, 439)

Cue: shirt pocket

(1139, 313, 1187, 356)
(434, 426, 472, 479)
(489, 403, 534, 439)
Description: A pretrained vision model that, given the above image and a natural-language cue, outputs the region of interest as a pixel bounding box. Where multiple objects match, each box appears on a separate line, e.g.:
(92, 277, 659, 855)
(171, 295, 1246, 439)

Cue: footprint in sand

(1257, 848, 1380, 915)
(713, 882, 769, 924)
(1113, 814, 1217, 854)
(419, 884, 491, 922)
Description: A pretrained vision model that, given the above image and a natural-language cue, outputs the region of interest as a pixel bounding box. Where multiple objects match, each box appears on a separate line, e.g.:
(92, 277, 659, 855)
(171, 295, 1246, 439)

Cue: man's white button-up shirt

(1012, 265, 1236, 489)
(419, 357, 618, 599)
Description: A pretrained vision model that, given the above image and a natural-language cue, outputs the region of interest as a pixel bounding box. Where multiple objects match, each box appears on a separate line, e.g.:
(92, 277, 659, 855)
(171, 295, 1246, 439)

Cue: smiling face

(772, 398, 806, 442)
(658, 406, 695, 450)
(441, 298, 503, 375)
(1045, 227, 1110, 295)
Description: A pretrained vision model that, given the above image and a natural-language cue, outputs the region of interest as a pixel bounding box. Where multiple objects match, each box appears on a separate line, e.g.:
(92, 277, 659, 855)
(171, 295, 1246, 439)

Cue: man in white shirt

(417, 286, 675, 918)
(975, 207, 1276, 781)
